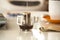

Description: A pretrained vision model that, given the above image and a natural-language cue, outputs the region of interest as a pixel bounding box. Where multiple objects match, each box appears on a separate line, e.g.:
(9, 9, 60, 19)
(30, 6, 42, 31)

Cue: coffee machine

(17, 12, 33, 31)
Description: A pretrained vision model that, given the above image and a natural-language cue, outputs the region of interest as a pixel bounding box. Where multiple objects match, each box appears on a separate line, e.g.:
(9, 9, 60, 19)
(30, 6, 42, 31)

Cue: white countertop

(0, 12, 60, 40)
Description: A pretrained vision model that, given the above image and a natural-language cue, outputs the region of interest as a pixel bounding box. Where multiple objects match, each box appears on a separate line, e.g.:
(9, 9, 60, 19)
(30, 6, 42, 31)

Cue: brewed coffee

(19, 24, 33, 31)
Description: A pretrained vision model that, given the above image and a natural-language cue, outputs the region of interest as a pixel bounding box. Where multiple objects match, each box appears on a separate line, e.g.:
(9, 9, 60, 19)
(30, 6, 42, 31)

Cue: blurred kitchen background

(0, 0, 60, 40)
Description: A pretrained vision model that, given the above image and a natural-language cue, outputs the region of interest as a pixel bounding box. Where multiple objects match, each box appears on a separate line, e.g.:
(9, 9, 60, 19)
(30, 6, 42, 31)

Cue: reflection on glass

(32, 29, 45, 40)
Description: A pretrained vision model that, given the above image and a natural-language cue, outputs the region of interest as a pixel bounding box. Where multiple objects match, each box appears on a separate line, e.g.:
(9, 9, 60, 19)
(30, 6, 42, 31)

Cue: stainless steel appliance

(17, 12, 33, 31)
(0, 0, 48, 11)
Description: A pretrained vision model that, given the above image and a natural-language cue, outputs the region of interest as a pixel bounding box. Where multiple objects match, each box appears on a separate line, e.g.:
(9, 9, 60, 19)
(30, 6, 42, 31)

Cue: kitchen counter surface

(0, 29, 60, 40)
(0, 12, 60, 40)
